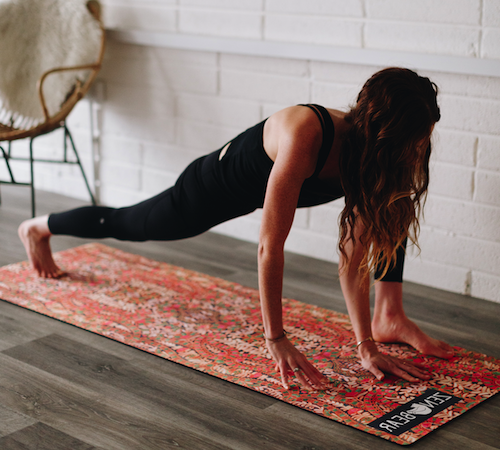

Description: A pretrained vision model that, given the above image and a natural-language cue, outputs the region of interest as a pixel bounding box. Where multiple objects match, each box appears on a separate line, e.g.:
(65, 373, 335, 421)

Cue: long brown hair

(339, 67, 441, 280)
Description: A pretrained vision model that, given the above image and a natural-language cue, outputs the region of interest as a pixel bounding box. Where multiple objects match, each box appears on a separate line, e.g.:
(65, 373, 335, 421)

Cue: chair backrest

(0, 0, 104, 138)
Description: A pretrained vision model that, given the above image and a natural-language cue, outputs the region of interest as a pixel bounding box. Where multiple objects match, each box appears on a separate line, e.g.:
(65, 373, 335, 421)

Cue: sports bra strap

(299, 104, 335, 178)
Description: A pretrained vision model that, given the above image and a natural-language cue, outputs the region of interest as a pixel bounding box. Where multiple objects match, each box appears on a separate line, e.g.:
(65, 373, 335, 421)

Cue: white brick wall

(180, 9, 262, 39)
(365, 22, 481, 57)
(103, 4, 177, 32)
(20, 0, 500, 303)
(265, 14, 363, 47)
(266, 0, 364, 17)
(365, 0, 481, 25)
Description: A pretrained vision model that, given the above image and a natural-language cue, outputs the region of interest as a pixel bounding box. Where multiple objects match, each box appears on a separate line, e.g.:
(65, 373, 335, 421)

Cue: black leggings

(49, 151, 263, 241)
(49, 193, 406, 284)
(48, 126, 406, 282)
(374, 239, 407, 282)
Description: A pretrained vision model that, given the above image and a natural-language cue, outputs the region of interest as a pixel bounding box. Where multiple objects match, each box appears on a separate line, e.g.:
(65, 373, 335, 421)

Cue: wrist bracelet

(265, 330, 287, 343)
(356, 336, 374, 349)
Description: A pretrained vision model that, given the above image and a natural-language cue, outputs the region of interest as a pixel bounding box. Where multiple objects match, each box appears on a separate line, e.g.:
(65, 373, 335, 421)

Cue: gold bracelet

(265, 330, 287, 343)
(356, 336, 374, 349)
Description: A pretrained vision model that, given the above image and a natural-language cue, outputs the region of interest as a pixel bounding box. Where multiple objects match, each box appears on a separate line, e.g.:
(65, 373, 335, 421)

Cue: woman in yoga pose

(19, 67, 453, 390)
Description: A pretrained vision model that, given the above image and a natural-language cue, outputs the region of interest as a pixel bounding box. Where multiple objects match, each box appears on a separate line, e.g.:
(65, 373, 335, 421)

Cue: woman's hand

(357, 340, 431, 382)
(266, 335, 329, 390)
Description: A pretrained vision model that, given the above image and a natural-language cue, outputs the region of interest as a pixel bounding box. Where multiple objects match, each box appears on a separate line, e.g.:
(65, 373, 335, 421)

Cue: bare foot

(18, 216, 64, 278)
(372, 313, 454, 359)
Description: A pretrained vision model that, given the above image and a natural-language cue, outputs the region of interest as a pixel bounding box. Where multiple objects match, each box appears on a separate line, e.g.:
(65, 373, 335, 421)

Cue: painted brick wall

(18, 0, 500, 303)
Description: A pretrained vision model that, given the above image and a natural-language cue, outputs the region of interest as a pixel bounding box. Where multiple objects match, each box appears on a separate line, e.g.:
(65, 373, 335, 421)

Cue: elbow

(258, 236, 284, 264)
(258, 240, 267, 262)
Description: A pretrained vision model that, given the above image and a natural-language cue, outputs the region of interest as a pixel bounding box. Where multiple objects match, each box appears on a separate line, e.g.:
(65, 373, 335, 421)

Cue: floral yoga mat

(0, 243, 498, 445)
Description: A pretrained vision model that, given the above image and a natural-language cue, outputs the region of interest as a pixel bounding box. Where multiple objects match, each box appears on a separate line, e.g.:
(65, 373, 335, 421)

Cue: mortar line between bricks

(427, 193, 500, 211)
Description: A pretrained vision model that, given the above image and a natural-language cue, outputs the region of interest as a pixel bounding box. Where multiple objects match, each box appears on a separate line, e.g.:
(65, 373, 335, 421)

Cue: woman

(19, 67, 453, 390)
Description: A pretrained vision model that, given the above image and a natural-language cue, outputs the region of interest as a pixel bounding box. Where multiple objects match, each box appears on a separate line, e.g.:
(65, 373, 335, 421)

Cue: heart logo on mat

(407, 404, 432, 415)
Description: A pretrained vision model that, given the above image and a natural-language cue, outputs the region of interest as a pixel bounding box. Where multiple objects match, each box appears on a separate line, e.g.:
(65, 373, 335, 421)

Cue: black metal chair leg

(64, 125, 96, 205)
(1, 124, 96, 217)
(29, 137, 36, 218)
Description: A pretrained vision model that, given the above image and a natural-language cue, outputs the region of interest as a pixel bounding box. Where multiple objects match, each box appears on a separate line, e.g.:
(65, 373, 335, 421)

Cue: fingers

(301, 362, 330, 389)
(268, 337, 329, 391)
(363, 360, 385, 381)
(292, 352, 330, 390)
(365, 355, 431, 383)
(294, 367, 318, 391)
(285, 366, 325, 391)
(279, 363, 290, 390)
(292, 367, 311, 390)
(278, 358, 328, 391)
(390, 361, 424, 383)
(399, 360, 430, 380)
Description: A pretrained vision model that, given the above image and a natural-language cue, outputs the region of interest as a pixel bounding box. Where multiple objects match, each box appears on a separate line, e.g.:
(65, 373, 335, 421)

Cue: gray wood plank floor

(0, 184, 499, 450)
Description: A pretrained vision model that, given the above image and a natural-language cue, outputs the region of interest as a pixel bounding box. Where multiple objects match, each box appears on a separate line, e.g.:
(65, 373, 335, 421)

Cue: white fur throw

(0, 0, 102, 125)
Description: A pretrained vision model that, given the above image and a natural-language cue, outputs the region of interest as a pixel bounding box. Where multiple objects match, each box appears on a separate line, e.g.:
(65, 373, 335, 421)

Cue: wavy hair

(339, 67, 441, 281)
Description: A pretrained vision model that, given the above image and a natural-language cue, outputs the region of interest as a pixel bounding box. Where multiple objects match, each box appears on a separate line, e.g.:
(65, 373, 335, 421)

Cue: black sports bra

(296, 104, 344, 207)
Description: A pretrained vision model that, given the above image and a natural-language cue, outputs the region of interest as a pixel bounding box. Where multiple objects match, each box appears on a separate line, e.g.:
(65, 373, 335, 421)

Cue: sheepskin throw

(0, 0, 102, 123)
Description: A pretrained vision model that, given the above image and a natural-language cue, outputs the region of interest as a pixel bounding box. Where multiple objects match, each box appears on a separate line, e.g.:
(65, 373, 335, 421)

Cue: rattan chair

(0, 0, 105, 217)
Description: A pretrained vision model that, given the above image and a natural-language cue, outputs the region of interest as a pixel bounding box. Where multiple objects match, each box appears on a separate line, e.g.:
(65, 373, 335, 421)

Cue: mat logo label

(368, 389, 461, 436)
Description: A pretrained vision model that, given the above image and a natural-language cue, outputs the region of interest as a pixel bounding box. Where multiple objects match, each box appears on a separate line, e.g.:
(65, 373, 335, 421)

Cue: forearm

(339, 255, 373, 343)
(340, 251, 389, 376)
(258, 242, 285, 339)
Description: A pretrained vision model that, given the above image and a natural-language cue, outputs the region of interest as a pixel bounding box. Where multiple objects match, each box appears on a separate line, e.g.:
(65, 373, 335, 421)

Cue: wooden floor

(0, 184, 498, 450)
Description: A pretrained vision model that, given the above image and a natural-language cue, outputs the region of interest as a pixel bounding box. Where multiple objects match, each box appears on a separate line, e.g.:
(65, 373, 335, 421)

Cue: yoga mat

(0, 243, 498, 445)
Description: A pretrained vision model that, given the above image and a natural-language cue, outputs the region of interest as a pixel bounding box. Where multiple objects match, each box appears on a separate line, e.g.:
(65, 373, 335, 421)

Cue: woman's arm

(339, 218, 431, 382)
(258, 107, 328, 390)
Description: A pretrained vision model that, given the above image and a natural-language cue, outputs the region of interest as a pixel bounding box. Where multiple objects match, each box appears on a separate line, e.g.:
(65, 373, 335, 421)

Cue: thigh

(146, 151, 259, 240)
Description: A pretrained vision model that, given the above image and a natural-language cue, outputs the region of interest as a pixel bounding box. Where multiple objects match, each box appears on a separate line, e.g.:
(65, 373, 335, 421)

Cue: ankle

(373, 283, 406, 323)
(23, 216, 52, 239)
(373, 305, 406, 322)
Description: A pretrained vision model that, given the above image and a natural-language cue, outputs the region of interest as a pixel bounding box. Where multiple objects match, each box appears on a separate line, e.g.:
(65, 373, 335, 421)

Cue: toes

(439, 340, 453, 351)
(419, 342, 452, 359)
(439, 341, 455, 358)
(36, 263, 63, 279)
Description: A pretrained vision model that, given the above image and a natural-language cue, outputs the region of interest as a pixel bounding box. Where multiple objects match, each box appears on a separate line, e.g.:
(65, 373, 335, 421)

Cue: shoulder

(263, 105, 323, 163)
(269, 105, 323, 136)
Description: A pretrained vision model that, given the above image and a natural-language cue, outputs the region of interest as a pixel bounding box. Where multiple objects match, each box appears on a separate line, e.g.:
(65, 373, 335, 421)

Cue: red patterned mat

(0, 243, 498, 445)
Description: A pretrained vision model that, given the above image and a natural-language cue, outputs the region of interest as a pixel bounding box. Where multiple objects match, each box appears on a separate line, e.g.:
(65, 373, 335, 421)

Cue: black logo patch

(368, 389, 461, 436)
